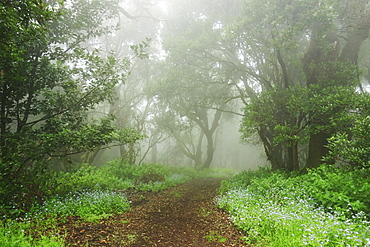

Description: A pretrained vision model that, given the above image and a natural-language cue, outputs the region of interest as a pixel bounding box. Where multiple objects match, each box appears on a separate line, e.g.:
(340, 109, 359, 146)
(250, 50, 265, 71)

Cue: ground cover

(217, 166, 370, 246)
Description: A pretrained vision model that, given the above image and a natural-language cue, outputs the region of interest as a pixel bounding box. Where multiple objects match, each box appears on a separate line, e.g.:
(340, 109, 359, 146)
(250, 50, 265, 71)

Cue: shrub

(325, 102, 370, 168)
(298, 165, 370, 215)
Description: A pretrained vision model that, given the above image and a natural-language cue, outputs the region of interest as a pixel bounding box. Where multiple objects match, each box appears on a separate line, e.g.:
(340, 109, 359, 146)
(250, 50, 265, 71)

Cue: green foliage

(241, 84, 359, 143)
(54, 164, 134, 196)
(136, 171, 165, 184)
(205, 231, 228, 243)
(15, 162, 235, 220)
(240, 83, 363, 170)
(325, 95, 370, 167)
(235, 0, 366, 170)
(218, 167, 370, 246)
(221, 166, 370, 216)
(0, 0, 143, 212)
(130, 38, 152, 59)
(301, 166, 370, 214)
(0, 220, 64, 247)
(218, 167, 273, 194)
(196, 167, 237, 178)
(0, 169, 60, 219)
(0, 161, 237, 243)
(33, 190, 130, 221)
(37, 118, 143, 155)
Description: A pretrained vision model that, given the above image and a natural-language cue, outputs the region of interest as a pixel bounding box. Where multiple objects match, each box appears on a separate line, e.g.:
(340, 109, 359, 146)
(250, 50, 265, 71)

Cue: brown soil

(62, 178, 248, 246)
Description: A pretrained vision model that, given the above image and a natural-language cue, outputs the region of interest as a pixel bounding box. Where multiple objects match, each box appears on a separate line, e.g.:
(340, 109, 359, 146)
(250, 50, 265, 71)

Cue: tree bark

(258, 126, 284, 170)
(0, 82, 7, 148)
(287, 142, 299, 171)
(306, 131, 330, 169)
(201, 132, 215, 169)
(196, 105, 224, 169)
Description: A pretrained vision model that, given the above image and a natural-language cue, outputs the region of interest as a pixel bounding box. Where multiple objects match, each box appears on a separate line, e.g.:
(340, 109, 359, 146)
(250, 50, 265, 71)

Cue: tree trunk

(305, 131, 330, 169)
(120, 144, 127, 159)
(0, 82, 8, 148)
(201, 132, 215, 169)
(258, 126, 284, 170)
(195, 132, 204, 168)
(87, 146, 102, 165)
(287, 142, 299, 171)
(151, 142, 157, 164)
(128, 142, 136, 164)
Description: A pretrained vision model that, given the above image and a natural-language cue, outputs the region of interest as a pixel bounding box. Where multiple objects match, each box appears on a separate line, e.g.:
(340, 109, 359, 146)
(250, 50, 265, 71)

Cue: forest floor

(60, 178, 248, 246)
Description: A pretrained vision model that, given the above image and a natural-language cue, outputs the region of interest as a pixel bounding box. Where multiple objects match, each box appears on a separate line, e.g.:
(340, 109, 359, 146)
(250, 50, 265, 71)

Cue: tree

(147, 17, 234, 168)
(145, 0, 259, 169)
(301, 0, 370, 168)
(147, 0, 370, 171)
(148, 58, 231, 169)
(0, 0, 142, 209)
(234, 0, 370, 170)
(88, 0, 170, 165)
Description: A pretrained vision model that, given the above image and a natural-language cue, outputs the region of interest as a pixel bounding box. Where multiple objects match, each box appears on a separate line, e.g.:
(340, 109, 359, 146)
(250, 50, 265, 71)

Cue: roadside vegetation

(0, 161, 235, 246)
(217, 166, 370, 246)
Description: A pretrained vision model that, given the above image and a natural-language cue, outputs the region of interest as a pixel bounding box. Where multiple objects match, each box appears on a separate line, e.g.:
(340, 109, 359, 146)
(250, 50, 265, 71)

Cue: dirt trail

(63, 178, 247, 246)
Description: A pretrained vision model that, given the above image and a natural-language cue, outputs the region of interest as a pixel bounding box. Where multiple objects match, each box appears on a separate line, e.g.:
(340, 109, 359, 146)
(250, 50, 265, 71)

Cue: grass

(0, 220, 65, 247)
(205, 231, 228, 243)
(217, 166, 370, 246)
(199, 207, 212, 217)
(32, 190, 130, 222)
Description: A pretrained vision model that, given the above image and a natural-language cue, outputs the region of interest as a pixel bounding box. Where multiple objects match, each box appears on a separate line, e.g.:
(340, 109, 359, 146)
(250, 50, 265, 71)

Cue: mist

(69, 0, 267, 171)
(50, 0, 370, 172)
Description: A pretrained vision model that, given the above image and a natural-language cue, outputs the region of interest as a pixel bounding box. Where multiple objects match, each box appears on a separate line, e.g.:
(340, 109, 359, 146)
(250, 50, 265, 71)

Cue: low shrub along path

(62, 178, 247, 246)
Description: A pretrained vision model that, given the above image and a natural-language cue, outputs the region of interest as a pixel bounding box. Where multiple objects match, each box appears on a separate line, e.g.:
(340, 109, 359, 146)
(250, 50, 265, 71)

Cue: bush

(197, 167, 237, 179)
(326, 116, 370, 168)
(299, 165, 370, 215)
(53, 161, 238, 194)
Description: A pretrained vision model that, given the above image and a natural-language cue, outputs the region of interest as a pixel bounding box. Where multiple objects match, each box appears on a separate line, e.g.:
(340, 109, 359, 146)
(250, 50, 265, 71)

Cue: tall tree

(0, 0, 142, 206)
(148, 57, 232, 168)
(230, 0, 370, 170)
(147, 0, 254, 169)
(302, 0, 370, 168)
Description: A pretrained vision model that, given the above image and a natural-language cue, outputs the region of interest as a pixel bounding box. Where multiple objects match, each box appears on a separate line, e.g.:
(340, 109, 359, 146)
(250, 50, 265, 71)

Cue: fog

(69, 0, 267, 170)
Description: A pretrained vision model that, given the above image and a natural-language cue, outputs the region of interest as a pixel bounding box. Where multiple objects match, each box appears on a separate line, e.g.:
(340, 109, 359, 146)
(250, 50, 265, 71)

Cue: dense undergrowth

(217, 165, 370, 246)
(0, 160, 235, 246)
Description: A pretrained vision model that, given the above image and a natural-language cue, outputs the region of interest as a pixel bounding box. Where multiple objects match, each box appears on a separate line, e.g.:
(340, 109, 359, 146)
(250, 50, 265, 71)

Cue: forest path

(63, 178, 247, 246)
